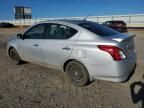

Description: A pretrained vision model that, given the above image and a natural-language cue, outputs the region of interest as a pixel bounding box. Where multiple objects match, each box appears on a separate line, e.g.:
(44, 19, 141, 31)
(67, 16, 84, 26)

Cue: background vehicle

(0, 22, 15, 28)
(7, 20, 136, 86)
(103, 20, 127, 33)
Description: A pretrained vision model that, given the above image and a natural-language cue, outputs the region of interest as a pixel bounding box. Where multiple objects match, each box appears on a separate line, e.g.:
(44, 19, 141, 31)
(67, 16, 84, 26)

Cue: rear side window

(104, 21, 111, 25)
(46, 24, 78, 39)
(79, 22, 119, 36)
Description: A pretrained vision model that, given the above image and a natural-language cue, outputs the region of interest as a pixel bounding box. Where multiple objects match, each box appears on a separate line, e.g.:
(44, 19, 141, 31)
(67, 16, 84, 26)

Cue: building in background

(14, 6, 32, 19)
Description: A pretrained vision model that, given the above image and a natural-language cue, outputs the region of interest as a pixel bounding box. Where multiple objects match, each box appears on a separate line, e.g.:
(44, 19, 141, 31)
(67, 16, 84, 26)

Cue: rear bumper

(85, 51, 136, 82)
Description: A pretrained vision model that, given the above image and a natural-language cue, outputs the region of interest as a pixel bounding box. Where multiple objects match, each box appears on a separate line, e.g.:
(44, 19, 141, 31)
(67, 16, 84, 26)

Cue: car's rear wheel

(65, 60, 90, 87)
(9, 48, 21, 65)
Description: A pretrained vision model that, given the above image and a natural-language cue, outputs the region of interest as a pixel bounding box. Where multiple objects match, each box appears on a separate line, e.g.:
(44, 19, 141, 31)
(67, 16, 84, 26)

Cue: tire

(65, 60, 90, 87)
(9, 48, 21, 65)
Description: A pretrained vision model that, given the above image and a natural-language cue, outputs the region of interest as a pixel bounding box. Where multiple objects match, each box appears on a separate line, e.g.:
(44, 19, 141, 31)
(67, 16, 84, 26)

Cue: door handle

(33, 44, 40, 47)
(62, 47, 71, 50)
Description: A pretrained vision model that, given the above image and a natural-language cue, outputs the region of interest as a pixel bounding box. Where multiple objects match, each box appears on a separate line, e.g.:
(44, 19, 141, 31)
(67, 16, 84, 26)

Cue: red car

(103, 21, 127, 33)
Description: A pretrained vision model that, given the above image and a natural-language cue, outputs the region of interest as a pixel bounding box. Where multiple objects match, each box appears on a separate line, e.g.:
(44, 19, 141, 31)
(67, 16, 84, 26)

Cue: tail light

(98, 45, 126, 61)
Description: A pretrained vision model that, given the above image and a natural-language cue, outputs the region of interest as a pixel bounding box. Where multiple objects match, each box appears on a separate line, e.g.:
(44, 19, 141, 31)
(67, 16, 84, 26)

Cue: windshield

(79, 22, 119, 36)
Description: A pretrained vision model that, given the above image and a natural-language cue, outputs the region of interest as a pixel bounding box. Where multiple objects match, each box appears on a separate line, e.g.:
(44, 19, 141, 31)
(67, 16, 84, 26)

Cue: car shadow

(130, 75, 144, 108)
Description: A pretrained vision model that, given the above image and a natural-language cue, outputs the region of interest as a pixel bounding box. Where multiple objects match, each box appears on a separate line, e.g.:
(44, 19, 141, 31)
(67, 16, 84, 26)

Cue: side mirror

(17, 33, 23, 39)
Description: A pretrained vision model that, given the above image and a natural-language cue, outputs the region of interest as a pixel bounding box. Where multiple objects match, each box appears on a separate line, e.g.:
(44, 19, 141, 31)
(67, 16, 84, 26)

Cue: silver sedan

(7, 20, 136, 86)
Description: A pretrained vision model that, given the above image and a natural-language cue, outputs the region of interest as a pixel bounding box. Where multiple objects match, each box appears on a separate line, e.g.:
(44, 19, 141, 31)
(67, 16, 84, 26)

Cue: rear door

(42, 23, 78, 69)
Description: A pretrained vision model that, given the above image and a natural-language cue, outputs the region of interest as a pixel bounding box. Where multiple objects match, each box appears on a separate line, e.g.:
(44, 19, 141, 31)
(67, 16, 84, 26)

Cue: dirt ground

(0, 28, 144, 108)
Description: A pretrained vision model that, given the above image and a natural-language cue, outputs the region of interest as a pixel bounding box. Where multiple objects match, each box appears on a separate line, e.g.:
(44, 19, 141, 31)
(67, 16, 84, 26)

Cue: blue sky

(0, 0, 144, 20)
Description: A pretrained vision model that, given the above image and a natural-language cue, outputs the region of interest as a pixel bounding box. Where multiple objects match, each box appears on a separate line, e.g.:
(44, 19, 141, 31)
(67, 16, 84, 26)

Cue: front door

(20, 24, 46, 63)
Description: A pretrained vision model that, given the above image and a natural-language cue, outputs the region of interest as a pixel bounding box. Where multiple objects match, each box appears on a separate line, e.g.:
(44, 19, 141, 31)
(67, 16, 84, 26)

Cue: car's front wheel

(65, 60, 90, 87)
(9, 48, 21, 65)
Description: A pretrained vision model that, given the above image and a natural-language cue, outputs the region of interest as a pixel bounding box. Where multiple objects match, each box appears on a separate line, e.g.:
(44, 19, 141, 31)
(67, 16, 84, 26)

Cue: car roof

(42, 20, 93, 25)
(106, 20, 125, 23)
(61, 20, 89, 24)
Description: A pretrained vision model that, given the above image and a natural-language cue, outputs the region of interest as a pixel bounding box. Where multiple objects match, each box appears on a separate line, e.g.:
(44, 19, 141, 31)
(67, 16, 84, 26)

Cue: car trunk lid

(105, 33, 136, 57)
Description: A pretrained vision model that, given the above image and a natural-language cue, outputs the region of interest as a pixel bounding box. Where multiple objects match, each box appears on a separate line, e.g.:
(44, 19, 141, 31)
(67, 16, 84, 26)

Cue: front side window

(23, 24, 46, 39)
(46, 24, 77, 39)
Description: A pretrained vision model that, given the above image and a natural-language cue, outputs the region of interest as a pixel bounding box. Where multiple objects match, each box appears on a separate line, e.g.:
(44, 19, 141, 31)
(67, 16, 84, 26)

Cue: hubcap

(10, 51, 18, 62)
(70, 66, 83, 81)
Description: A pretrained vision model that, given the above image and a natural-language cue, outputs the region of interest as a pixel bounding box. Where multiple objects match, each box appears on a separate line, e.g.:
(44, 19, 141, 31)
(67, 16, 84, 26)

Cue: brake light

(98, 45, 126, 61)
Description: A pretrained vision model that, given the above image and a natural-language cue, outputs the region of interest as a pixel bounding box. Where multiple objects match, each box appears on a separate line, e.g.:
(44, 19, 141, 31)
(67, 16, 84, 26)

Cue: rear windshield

(79, 22, 119, 36)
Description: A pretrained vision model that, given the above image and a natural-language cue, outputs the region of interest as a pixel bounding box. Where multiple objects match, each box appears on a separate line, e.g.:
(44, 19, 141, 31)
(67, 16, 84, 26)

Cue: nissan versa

(7, 20, 136, 86)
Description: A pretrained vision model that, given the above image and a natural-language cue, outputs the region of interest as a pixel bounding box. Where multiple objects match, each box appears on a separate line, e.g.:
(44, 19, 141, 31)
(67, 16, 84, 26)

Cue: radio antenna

(83, 14, 90, 21)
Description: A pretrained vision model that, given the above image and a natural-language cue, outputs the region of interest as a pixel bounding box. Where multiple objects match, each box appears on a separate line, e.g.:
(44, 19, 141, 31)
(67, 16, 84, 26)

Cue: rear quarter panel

(70, 31, 118, 66)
